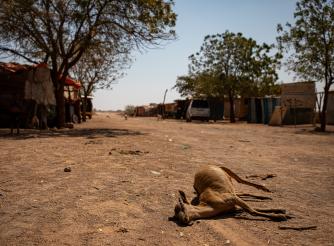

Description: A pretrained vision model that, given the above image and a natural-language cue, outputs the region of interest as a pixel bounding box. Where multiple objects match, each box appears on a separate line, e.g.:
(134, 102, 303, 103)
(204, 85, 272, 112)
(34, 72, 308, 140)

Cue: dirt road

(1, 112, 333, 245)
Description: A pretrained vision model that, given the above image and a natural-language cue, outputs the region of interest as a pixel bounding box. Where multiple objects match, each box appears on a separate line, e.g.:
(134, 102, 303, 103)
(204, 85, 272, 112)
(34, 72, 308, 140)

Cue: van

(186, 99, 210, 122)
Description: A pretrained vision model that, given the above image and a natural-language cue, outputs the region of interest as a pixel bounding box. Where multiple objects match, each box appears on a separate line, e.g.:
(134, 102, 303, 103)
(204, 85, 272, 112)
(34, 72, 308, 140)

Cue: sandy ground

(0, 112, 333, 246)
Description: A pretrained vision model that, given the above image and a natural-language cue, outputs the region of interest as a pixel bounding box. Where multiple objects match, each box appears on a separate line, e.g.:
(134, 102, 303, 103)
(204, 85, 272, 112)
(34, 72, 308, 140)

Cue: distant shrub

(124, 105, 136, 116)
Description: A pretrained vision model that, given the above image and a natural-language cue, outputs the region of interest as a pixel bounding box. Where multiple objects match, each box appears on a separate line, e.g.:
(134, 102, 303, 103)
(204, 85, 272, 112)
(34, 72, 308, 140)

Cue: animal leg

(236, 193, 272, 200)
(234, 196, 288, 221)
(10, 115, 15, 135)
(191, 191, 237, 220)
(219, 166, 270, 192)
(16, 115, 20, 134)
(234, 207, 286, 215)
(11, 114, 20, 134)
(178, 190, 191, 204)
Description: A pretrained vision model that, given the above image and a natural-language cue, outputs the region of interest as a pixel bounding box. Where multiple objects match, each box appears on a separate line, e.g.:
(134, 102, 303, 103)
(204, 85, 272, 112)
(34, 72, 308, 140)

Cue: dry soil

(0, 112, 333, 246)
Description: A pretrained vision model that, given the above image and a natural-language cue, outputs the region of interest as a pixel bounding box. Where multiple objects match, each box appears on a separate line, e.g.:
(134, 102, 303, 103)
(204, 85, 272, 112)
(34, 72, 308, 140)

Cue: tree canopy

(277, 0, 334, 131)
(0, 0, 177, 127)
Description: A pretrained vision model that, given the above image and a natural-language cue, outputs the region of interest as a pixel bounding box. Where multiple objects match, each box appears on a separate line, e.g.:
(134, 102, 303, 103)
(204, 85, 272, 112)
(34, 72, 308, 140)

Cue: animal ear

(178, 197, 185, 210)
(178, 190, 190, 204)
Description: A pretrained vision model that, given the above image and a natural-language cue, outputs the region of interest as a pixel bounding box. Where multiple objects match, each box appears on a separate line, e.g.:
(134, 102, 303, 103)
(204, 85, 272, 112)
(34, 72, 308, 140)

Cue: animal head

(171, 190, 192, 225)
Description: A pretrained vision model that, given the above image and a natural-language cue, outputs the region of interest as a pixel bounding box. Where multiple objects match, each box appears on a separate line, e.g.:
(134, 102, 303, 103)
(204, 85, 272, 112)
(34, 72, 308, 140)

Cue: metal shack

(247, 97, 280, 124)
(207, 98, 224, 121)
(224, 98, 247, 121)
(327, 91, 334, 125)
(157, 103, 177, 118)
(280, 81, 316, 125)
(135, 104, 158, 117)
(64, 77, 81, 123)
(0, 62, 56, 128)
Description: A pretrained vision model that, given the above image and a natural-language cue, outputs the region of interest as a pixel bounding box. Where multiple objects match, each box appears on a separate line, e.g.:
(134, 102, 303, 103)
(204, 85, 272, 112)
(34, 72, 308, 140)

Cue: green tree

(71, 46, 131, 121)
(0, 0, 176, 127)
(175, 31, 281, 122)
(277, 0, 334, 132)
(174, 73, 224, 99)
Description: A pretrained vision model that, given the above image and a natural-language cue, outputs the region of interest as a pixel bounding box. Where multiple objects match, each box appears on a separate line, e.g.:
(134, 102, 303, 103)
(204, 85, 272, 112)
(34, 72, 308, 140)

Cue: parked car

(186, 99, 210, 122)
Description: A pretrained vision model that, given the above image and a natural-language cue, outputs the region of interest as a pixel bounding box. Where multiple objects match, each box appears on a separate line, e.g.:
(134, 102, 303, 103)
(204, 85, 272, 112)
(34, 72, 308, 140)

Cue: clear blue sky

(94, 0, 298, 111)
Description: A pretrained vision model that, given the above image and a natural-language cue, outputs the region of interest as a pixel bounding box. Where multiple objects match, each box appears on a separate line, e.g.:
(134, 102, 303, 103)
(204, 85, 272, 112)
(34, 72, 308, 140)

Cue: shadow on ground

(0, 128, 145, 140)
(168, 210, 268, 227)
(294, 128, 334, 135)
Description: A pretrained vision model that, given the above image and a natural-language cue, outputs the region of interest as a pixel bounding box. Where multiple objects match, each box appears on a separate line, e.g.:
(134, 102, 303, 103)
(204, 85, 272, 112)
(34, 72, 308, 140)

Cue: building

(280, 81, 316, 125)
(64, 76, 81, 123)
(0, 62, 56, 128)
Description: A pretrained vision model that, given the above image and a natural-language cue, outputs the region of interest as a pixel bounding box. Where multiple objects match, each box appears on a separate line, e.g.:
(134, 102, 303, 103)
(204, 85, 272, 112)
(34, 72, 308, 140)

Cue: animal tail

(219, 166, 271, 192)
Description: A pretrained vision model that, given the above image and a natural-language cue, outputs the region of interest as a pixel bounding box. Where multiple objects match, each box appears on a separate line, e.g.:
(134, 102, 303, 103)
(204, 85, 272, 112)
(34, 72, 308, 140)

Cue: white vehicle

(186, 99, 210, 122)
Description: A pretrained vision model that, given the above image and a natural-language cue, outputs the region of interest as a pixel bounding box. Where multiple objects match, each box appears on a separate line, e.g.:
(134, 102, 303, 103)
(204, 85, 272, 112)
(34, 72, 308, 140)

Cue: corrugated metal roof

(0, 62, 48, 73)
(65, 76, 81, 89)
(0, 62, 30, 73)
(1, 63, 80, 88)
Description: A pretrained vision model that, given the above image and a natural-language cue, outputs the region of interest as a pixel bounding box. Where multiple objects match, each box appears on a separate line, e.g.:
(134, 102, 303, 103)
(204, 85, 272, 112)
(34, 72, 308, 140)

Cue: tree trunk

(55, 80, 66, 128)
(82, 96, 87, 122)
(228, 90, 236, 123)
(50, 70, 66, 129)
(320, 84, 330, 132)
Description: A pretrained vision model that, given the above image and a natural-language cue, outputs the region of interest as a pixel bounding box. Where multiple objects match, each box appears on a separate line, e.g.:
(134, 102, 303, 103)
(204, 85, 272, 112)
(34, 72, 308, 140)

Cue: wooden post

(162, 89, 168, 119)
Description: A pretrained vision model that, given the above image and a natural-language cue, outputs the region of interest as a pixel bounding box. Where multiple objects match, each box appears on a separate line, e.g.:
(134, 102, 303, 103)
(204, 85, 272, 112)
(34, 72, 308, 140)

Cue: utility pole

(162, 89, 168, 119)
